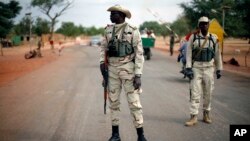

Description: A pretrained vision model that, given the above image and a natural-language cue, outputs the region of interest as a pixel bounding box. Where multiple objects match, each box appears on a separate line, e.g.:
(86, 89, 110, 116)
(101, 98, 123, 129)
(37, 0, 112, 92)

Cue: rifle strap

(201, 36, 208, 48)
(111, 23, 127, 40)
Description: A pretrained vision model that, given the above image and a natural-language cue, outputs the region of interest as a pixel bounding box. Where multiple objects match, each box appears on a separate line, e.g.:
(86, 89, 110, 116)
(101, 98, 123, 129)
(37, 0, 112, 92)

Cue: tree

(13, 16, 32, 36)
(170, 15, 190, 36)
(139, 21, 163, 36)
(0, 0, 22, 38)
(31, 0, 73, 50)
(34, 18, 50, 36)
(180, 0, 222, 29)
(179, 0, 249, 38)
(234, 0, 250, 38)
(0, 0, 22, 55)
(56, 22, 104, 37)
(56, 22, 80, 37)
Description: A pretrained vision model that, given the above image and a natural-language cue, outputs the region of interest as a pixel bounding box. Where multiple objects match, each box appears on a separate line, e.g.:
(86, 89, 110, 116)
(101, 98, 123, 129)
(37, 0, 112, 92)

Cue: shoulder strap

(115, 23, 127, 35)
(201, 36, 208, 48)
(120, 23, 128, 40)
(193, 33, 196, 43)
(111, 26, 116, 41)
(209, 34, 216, 52)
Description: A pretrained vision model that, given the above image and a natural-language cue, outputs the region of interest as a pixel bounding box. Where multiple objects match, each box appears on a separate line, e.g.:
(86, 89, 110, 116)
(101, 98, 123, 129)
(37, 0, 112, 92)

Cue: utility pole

(221, 6, 231, 62)
(25, 12, 32, 51)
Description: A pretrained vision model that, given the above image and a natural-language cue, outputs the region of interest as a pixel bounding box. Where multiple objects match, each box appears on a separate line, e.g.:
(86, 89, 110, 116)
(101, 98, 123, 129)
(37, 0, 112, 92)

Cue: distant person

(49, 39, 54, 52)
(185, 16, 223, 126)
(36, 38, 42, 57)
(169, 31, 175, 56)
(148, 30, 156, 39)
(141, 29, 148, 38)
(178, 33, 192, 77)
(178, 40, 187, 76)
(143, 29, 155, 60)
(58, 41, 64, 56)
(100, 5, 147, 141)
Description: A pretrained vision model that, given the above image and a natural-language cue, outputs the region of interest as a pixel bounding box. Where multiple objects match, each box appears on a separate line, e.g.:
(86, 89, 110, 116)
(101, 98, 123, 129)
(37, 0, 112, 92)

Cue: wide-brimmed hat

(107, 5, 131, 19)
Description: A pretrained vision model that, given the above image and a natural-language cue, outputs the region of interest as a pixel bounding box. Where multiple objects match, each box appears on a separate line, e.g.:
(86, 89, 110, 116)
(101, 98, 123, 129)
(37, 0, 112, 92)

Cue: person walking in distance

(185, 16, 223, 126)
(58, 41, 64, 56)
(169, 31, 175, 56)
(36, 38, 42, 57)
(100, 5, 147, 141)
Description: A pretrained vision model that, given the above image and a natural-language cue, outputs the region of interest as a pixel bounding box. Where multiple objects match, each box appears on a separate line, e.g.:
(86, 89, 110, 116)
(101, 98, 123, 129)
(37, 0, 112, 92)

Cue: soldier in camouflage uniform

(100, 5, 147, 141)
(185, 16, 223, 126)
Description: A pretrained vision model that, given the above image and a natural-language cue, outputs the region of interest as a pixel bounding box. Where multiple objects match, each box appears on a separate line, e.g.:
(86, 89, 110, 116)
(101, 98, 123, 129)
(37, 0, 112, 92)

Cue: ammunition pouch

(192, 47, 215, 62)
(108, 39, 134, 57)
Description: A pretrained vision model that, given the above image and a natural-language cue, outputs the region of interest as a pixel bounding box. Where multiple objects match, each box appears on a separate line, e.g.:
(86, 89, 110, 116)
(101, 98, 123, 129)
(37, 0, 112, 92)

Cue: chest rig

(192, 34, 216, 62)
(107, 24, 134, 57)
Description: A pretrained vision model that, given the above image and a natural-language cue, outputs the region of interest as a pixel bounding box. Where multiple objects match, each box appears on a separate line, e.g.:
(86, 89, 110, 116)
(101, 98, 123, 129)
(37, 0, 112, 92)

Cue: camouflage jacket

(100, 22, 144, 75)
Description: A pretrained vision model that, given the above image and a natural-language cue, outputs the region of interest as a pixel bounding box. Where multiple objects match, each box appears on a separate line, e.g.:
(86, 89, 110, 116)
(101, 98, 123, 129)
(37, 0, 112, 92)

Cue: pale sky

(15, 0, 192, 29)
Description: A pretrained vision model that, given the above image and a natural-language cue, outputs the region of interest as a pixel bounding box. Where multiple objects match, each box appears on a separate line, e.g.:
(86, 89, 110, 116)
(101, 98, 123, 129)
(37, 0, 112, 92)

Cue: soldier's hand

(133, 75, 141, 90)
(216, 70, 221, 79)
(185, 68, 194, 80)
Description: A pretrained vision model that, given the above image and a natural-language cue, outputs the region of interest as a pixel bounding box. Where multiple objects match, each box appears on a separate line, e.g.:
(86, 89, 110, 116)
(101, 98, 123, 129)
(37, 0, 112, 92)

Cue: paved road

(0, 45, 249, 141)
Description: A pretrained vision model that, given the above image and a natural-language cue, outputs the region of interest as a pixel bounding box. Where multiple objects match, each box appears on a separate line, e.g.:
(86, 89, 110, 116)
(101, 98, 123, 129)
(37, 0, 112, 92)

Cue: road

(0, 45, 249, 141)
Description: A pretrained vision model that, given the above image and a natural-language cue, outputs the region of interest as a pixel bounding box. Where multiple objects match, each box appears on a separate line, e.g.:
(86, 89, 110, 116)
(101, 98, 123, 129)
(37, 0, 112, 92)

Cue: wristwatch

(135, 74, 141, 78)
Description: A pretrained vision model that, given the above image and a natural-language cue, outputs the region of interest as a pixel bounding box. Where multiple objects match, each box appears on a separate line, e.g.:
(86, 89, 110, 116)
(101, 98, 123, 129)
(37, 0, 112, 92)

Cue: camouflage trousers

(108, 62, 143, 128)
(190, 67, 214, 115)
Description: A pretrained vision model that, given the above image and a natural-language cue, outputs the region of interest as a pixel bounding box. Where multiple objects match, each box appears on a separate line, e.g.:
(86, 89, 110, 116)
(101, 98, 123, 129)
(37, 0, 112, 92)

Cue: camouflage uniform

(186, 32, 223, 115)
(100, 22, 144, 128)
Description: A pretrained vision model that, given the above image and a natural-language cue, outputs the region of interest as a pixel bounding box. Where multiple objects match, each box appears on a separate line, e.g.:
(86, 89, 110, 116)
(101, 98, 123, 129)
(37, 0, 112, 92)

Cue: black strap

(111, 26, 116, 41)
(193, 33, 215, 50)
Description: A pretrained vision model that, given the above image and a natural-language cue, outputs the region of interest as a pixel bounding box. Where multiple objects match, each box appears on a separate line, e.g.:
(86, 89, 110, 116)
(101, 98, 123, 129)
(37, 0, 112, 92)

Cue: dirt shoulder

(0, 42, 75, 86)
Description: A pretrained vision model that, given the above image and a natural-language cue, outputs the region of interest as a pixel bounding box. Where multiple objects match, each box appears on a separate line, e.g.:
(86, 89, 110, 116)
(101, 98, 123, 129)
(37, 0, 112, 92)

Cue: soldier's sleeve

(214, 38, 223, 70)
(133, 28, 144, 75)
(100, 30, 108, 64)
(186, 34, 194, 68)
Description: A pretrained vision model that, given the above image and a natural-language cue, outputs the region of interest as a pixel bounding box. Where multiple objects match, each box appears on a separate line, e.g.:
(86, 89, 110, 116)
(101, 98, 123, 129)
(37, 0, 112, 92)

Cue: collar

(198, 31, 209, 38)
(115, 22, 126, 28)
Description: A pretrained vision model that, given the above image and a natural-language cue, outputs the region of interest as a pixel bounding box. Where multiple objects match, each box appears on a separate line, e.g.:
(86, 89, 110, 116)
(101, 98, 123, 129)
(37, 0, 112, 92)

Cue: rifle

(103, 49, 109, 114)
(189, 79, 191, 102)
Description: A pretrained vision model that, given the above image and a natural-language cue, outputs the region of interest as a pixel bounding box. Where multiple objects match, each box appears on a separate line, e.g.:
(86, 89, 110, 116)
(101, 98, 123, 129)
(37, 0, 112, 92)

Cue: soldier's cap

(107, 5, 131, 19)
(198, 16, 209, 25)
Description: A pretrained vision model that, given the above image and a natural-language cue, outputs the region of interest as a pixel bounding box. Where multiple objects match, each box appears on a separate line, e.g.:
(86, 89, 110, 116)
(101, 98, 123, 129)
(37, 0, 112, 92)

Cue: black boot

(108, 126, 121, 141)
(137, 127, 147, 141)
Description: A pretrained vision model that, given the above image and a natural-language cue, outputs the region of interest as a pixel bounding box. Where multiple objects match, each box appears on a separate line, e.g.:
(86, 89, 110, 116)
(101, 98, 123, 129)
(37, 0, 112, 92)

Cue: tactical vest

(107, 24, 134, 57)
(192, 34, 216, 62)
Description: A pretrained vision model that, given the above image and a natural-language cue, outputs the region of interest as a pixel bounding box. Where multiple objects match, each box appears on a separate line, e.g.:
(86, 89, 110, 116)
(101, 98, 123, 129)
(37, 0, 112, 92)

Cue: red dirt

(0, 47, 58, 86)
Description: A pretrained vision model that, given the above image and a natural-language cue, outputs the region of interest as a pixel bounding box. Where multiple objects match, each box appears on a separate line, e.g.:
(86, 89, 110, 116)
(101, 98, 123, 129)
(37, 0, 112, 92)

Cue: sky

(13, 0, 192, 29)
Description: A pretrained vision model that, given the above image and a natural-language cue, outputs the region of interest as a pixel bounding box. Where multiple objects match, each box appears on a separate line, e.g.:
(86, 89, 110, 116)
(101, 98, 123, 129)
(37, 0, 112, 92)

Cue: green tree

(0, 0, 22, 55)
(85, 26, 104, 36)
(78, 25, 86, 35)
(170, 15, 190, 36)
(180, 0, 221, 29)
(34, 18, 50, 36)
(56, 22, 80, 37)
(139, 21, 161, 35)
(180, 0, 249, 37)
(234, 0, 250, 38)
(0, 0, 22, 38)
(31, 0, 73, 49)
(56, 22, 104, 37)
(13, 16, 32, 35)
